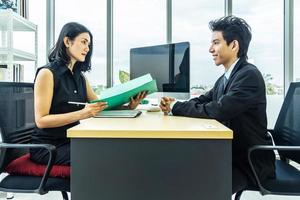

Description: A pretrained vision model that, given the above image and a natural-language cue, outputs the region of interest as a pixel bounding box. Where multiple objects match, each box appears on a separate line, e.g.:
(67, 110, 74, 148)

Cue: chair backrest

(0, 82, 35, 171)
(273, 82, 300, 163)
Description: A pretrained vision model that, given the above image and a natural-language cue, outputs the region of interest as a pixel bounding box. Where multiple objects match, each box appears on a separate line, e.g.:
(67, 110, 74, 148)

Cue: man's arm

(160, 88, 213, 115)
(189, 88, 213, 104)
(172, 68, 264, 122)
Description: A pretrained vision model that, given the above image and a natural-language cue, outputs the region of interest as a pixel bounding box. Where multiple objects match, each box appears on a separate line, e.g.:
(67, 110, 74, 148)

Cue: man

(160, 16, 275, 194)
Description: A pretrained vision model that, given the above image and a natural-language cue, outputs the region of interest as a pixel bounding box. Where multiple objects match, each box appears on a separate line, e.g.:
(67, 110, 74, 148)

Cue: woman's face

(65, 32, 90, 63)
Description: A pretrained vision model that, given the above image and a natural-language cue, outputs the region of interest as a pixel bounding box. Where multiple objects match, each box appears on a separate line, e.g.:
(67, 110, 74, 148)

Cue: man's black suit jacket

(172, 58, 275, 184)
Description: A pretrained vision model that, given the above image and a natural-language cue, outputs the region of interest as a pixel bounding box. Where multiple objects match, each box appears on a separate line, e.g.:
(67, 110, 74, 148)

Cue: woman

(30, 22, 145, 165)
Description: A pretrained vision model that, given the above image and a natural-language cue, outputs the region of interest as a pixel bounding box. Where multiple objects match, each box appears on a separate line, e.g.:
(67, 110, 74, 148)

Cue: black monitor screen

(130, 42, 190, 93)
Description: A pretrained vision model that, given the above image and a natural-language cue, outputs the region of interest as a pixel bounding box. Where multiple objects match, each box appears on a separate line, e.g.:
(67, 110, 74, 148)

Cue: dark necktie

(217, 76, 227, 99)
(223, 76, 228, 91)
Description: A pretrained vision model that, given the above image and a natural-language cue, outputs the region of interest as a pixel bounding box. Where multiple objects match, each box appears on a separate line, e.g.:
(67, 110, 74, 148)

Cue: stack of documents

(90, 74, 158, 110)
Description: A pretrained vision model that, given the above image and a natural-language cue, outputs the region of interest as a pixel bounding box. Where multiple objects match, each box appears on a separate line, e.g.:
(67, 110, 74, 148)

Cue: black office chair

(0, 82, 70, 200)
(235, 82, 300, 199)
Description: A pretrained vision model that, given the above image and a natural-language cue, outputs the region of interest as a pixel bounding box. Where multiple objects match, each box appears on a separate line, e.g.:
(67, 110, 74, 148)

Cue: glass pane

(295, 1, 300, 81)
(233, 0, 284, 127)
(26, 0, 47, 82)
(29, 0, 46, 67)
(172, 0, 224, 95)
(114, 0, 166, 85)
(55, 0, 106, 90)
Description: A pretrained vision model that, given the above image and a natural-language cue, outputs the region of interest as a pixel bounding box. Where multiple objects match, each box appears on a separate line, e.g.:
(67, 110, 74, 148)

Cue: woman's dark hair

(48, 22, 93, 72)
(209, 15, 252, 59)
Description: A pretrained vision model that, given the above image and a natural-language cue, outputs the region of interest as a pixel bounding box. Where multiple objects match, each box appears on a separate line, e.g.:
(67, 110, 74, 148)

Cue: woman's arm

(85, 75, 146, 110)
(112, 91, 147, 110)
(127, 91, 147, 109)
(34, 69, 106, 128)
(85, 76, 98, 101)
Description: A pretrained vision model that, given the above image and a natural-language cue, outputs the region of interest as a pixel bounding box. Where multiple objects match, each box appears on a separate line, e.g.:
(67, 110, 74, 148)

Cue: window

(114, 0, 166, 85)
(295, 0, 300, 81)
(172, 0, 224, 95)
(26, 0, 47, 82)
(55, 0, 106, 90)
(233, 0, 284, 127)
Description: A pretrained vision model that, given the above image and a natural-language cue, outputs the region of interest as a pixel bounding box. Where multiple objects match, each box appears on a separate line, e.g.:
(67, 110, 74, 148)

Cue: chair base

(61, 191, 68, 200)
(0, 175, 70, 192)
(234, 190, 243, 200)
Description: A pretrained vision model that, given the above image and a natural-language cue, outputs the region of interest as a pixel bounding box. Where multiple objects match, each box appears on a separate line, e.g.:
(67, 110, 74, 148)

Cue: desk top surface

(67, 111, 233, 139)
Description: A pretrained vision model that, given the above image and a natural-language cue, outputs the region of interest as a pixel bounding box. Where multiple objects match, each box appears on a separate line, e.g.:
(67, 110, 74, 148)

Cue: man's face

(209, 31, 237, 68)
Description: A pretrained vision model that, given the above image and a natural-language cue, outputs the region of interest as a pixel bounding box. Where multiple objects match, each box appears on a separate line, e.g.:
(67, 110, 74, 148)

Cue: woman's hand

(128, 91, 147, 110)
(81, 102, 108, 119)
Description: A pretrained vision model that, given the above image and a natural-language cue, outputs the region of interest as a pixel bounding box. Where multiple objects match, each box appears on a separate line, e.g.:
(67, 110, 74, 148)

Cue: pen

(68, 101, 88, 105)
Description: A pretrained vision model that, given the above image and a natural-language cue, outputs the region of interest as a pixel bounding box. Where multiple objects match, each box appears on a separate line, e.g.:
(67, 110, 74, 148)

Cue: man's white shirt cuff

(168, 100, 177, 116)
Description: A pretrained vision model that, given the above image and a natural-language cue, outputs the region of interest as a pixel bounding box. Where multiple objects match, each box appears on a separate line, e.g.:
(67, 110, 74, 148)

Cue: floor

(0, 191, 299, 200)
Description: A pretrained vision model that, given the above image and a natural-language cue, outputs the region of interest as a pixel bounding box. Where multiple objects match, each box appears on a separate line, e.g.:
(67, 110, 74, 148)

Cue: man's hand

(160, 97, 175, 115)
(128, 91, 147, 110)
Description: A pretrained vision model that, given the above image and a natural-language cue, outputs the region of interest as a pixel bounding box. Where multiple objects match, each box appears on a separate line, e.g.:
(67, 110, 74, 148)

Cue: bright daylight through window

(233, 0, 284, 127)
(55, 0, 106, 94)
(172, 0, 224, 96)
(295, 0, 300, 81)
(113, 0, 165, 86)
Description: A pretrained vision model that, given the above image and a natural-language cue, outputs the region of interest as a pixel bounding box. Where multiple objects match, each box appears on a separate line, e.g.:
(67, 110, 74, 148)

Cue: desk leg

(71, 138, 231, 200)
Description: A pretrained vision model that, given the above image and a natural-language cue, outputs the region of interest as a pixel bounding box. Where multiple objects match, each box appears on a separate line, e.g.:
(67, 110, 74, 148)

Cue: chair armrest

(266, 130, 275, 145)
(0, 143, 55, 151)
(248, 145, 300, 195)
(267, 129, 274, 134)
(0, 143, 57, 194)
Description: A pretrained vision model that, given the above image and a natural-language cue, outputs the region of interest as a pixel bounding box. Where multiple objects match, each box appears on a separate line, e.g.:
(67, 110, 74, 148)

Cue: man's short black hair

(209, 15, 252, 59)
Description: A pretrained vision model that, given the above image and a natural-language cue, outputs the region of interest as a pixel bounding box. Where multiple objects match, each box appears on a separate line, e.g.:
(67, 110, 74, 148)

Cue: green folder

(89, 74, 158, 110)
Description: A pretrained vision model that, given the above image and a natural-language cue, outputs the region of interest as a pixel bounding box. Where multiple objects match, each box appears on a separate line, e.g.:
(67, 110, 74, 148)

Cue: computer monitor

(130, 42, 190, 99)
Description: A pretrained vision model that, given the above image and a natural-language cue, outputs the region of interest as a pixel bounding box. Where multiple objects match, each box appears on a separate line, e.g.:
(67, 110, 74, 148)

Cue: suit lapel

(216, 75, 226, 100)
(223, 58, 247, 92)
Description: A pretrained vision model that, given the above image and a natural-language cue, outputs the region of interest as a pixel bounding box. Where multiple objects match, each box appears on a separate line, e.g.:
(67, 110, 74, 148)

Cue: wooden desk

(68, 111, 233, 200)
